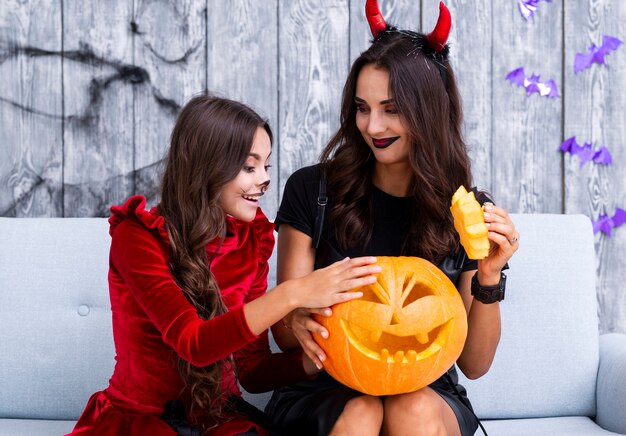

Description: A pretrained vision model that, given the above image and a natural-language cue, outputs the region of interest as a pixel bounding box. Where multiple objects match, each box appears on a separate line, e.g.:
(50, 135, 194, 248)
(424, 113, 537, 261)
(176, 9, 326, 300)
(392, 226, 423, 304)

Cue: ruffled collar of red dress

(109, 195, 170, 242)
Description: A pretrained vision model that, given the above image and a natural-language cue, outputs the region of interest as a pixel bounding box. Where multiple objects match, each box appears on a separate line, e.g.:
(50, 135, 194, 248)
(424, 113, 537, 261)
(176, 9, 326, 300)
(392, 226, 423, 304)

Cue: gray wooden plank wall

(1, 0, 624, 334)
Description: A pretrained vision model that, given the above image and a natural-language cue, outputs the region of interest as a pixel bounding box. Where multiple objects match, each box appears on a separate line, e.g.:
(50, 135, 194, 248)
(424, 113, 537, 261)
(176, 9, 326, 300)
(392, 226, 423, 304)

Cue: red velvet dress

(69, 196, 309, 435)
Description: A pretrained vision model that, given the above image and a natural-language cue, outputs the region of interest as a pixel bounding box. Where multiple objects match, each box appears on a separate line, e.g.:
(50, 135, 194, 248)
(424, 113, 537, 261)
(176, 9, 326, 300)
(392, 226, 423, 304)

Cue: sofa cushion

(458, 214, 599, 419)
(0, 218, 115, 421)
(482, 416, 621, 436)
(0, 419, 75, 436)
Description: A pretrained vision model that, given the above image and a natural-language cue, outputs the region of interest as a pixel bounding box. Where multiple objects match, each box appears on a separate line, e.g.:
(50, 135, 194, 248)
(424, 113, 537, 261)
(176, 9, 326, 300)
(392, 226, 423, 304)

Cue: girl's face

(355, 64, 410, 167)
(218, 127, 271, 222)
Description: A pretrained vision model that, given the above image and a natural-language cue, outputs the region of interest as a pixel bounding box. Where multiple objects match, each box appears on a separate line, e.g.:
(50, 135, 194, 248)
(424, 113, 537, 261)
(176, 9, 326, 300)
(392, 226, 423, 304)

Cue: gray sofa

(1, 214, 625, 435)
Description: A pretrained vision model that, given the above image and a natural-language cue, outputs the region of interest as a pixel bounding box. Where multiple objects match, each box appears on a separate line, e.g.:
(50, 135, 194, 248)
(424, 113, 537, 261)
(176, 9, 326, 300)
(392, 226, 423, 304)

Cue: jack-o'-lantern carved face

(313, 256, 468, 396)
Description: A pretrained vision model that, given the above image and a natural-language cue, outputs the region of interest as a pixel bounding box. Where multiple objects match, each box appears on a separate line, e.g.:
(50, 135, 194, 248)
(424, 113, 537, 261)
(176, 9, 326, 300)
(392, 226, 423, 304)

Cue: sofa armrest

(595, 333, 626, 433)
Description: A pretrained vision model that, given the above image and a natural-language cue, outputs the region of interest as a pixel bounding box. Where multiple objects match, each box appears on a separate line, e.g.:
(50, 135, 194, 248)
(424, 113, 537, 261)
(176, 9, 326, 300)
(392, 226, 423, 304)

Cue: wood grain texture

(207, 0, 279, 289)
(1, 0, 625, 332)
(133, 0, 206, 208)
(207, 0, 279, 220)
(62, 0, 135, 217)
(0, 0, 63, 217)
(428, 0, 493, 193)
(349, 0, 421, 62)
(277, 0, 349, 197)
(491, 0, 563, 213)
(564, 0, 626, 333)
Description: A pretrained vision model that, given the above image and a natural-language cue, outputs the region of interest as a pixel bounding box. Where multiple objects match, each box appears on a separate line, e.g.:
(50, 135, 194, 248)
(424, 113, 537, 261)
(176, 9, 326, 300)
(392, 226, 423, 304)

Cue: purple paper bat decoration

(593, 208, 626, 236)
(559, 136, 613, 167)
(575, 35, 623, 73)
(506, 67, 559, 98)
(518, 0, 553, 21)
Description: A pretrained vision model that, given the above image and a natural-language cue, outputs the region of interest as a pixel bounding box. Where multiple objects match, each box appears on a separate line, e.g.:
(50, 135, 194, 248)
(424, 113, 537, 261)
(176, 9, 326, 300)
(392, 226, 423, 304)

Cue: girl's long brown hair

(320, 31, 471, 264)
(157, 94, 271, 428)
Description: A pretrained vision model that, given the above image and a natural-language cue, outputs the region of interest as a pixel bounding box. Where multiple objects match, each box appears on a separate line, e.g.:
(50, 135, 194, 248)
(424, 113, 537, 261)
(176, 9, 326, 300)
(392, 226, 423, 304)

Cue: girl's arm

(112, 219, 377, 370)
(243, 253, 378, 336)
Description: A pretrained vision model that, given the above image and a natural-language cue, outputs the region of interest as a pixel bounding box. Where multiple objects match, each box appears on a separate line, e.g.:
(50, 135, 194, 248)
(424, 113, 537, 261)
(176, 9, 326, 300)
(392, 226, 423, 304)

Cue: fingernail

(483, 212, 490, 217)
(318, 354, 325, 362)
(323, 308, 332, 316)
(321, 331, 328, 339)
(316, 363, 322, 370)
(483, 204, 493, 211)
(486, 222, 491, 227)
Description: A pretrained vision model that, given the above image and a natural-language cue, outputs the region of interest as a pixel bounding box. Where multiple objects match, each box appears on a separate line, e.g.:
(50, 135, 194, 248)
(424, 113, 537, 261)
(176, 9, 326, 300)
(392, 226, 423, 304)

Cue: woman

(69, 94, 380, 435)
(266, 2, 519, 435)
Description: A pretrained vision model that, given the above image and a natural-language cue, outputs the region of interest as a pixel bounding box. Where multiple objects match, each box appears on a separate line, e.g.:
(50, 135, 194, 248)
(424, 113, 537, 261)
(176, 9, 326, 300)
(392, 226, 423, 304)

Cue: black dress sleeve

(274, 165, 321, 238)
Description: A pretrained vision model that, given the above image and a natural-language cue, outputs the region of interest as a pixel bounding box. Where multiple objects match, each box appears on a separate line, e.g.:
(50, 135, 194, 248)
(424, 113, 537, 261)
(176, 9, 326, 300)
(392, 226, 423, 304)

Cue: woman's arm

(271, 224, 315, 350)
(456, 269, 501, 379)
(457, 203, 518, 379)
(270, 224, 337, 370)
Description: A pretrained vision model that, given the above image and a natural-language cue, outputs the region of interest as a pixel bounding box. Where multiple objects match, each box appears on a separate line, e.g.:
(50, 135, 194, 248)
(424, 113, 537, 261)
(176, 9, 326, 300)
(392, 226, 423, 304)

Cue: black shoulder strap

(312, 168, 327, 249)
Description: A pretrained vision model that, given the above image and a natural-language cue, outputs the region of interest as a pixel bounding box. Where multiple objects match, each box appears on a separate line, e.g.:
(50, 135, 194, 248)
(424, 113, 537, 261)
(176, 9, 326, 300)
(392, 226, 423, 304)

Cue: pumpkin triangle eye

(401, 272, 435, 308)
(371, 277, 391, 305)
(386, 296, 447, 337)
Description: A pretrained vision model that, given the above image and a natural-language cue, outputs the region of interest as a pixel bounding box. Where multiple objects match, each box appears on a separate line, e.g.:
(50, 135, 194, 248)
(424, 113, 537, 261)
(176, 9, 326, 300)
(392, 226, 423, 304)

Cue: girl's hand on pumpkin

(480, 203, 519, 280)
(292, 256, 380, 309)
(286, 307, 331, 370)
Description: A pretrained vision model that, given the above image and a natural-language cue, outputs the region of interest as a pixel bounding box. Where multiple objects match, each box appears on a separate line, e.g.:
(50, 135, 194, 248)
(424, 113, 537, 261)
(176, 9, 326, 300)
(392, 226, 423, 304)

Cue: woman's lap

(266, 372, 478, 436)
(265, 372, 361, 436)
(433, 387, 479, 436)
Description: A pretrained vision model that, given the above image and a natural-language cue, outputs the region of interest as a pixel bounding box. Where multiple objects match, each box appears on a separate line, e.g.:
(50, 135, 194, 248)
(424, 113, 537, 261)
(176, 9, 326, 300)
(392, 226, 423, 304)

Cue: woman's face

(218, 127, 271, 222)
(355, 64, 410, 167)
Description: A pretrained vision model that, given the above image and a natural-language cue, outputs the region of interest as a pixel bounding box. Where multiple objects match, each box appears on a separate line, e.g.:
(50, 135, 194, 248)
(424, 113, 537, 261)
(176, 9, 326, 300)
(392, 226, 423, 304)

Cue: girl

(266, 2, 519, 435)
(69, 94, 380, 435)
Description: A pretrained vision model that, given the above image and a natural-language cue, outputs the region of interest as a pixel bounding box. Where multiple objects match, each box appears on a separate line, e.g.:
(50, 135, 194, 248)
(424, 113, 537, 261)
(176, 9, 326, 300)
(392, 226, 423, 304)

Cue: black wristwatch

(471, 272, 506, 304)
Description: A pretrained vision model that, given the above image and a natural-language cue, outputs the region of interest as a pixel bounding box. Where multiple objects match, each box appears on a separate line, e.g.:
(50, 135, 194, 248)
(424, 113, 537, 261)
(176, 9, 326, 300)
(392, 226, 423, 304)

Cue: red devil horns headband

(426, 2, 452, 52)
(365, 0, 387, 39)
(365, 0, 451, 53)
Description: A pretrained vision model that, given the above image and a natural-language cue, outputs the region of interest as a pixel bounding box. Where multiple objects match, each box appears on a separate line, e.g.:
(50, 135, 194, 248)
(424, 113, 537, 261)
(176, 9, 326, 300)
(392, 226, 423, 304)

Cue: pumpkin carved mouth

(339, 273, 455, 363)
(313, 256, 468, 396)
(341, 318, 449, 363)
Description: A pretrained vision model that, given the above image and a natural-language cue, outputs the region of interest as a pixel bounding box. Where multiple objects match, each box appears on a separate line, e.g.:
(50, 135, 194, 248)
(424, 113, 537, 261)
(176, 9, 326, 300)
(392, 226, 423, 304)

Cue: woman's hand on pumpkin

(302, 352, 324, 375)
(284, 307, 332, 370)
(291, 256, 380, 309)
(480, 203, 519, 280)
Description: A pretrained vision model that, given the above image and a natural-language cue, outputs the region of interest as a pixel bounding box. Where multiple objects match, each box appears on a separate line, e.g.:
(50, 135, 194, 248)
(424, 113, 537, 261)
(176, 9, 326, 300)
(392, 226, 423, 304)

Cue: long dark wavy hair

(157, 94, 272, 428)
(320, 31, 472, 264)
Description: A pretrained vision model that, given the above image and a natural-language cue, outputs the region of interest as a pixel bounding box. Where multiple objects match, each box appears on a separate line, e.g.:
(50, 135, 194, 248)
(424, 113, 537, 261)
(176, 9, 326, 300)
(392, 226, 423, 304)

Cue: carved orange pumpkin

(312, 256, 467, 396)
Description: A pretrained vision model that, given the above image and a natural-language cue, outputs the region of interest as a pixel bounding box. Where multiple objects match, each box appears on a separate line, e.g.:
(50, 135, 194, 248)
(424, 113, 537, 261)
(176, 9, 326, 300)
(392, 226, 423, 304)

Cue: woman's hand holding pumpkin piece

(478, 203, 519, 284)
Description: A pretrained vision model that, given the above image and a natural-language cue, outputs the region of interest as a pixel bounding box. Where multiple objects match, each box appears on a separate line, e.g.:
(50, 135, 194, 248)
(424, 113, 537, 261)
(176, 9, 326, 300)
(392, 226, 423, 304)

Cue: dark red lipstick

(372, 137, 400, 149)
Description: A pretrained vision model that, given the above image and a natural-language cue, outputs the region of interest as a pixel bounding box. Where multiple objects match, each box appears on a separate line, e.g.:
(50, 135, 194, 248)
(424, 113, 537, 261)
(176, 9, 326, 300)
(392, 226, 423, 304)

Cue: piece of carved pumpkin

(450, 185, 489, 259)
(313, 256, 467, 396)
